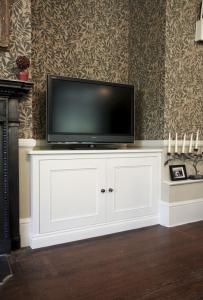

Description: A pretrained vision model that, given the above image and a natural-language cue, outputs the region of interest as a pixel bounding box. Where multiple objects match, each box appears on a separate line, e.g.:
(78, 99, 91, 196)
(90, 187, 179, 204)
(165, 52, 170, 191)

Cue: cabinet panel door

(39, 159, 106, 233)
(106, 156, 160, 222)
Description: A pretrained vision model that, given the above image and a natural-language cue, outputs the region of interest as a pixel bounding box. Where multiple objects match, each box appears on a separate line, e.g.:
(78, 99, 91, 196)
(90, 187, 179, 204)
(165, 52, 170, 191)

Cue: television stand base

(68, 144, 120, 150)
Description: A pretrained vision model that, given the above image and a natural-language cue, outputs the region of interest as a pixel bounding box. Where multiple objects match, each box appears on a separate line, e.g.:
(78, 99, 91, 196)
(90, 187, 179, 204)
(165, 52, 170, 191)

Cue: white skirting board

(159, 198, 203, 227)
(20, 216, 158, 249)
(20, 218, 31, 248)
(30, 215, 158, 249)
(21, 198, 203, 248)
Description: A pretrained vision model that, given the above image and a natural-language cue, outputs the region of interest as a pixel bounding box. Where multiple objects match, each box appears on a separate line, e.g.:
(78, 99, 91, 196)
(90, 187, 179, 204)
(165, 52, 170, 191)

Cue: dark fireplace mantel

(0, 78, 33, 254)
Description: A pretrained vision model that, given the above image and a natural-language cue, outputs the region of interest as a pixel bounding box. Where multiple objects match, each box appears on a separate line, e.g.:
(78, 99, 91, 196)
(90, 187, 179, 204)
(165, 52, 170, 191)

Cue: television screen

(47, 76, 134, 144)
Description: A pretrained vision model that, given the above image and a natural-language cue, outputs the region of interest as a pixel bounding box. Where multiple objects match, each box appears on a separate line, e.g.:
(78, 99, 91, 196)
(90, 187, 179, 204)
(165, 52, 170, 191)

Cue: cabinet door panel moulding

(39, 159, 106, 233)
(106, 157, 159, 222)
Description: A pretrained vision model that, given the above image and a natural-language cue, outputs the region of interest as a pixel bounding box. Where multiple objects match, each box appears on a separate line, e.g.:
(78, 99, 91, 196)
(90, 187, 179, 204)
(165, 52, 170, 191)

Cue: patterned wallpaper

(0, 0, 32, 138)
(31, 0, 129, 139)
(129, 0, 166, 140)
(0, 0, 202, 140)
(164, 0, 203, 140)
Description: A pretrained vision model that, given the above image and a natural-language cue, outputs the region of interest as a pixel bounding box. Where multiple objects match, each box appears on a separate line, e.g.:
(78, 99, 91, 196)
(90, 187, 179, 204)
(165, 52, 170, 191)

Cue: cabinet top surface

(29, 148, 163, 155)
(163, 179, 203, 186)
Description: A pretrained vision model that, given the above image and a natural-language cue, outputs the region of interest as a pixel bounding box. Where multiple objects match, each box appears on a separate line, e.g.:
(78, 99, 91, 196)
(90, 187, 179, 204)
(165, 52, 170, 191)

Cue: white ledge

(163, 179, 203, 186)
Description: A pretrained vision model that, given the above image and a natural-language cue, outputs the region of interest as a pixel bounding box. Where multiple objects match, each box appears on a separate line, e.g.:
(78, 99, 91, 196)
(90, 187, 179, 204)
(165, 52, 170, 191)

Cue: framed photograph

(169, 165, 187, 181)
(0, 0, 10, 48)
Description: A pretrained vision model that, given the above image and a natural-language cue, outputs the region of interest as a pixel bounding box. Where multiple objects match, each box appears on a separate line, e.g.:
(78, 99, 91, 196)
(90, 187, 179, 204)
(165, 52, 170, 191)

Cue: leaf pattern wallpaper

(0, 0, 202, 140)
(31, 0, 129, 139)
(0, 0, 32, 138)
(164, 0, 203, 139)
(129, 0, 166, 140)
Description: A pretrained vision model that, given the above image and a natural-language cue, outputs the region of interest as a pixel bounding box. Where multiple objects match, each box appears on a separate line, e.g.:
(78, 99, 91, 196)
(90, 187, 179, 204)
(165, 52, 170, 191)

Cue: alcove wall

(0, 0, 202, 140)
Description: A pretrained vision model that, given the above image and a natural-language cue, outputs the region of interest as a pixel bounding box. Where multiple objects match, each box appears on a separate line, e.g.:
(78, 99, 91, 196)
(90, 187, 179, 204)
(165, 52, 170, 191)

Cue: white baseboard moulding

(21, 198, 203, 248)
(20, 218, 31, 248)
(29, 215, 158, 249)
(159, 198, 203, 227)
(21, 216, 159, 249)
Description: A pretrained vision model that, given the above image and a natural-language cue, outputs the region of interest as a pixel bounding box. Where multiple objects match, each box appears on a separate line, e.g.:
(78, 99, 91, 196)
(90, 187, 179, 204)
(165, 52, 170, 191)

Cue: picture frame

(169, 165, 187, 181)
(0, 0, 10, 48)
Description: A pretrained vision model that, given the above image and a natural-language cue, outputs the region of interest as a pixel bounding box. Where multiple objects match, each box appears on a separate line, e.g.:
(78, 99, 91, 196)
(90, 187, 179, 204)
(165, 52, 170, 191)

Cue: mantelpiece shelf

(0, 78, 33, 96)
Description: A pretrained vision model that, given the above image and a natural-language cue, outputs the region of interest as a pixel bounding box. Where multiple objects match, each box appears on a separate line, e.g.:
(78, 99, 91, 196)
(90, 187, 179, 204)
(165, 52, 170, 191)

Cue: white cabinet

(30, 149, 161, 249)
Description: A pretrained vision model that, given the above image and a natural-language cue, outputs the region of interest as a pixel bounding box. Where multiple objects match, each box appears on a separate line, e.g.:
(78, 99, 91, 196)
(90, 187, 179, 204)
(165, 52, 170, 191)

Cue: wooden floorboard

(1, 222, 203, 300)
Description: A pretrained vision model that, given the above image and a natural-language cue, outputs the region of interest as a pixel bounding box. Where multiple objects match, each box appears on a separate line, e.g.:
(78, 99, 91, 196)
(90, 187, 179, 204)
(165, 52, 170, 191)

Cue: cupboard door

(106, 156, 160, 222)
(39, 158, 106, 233)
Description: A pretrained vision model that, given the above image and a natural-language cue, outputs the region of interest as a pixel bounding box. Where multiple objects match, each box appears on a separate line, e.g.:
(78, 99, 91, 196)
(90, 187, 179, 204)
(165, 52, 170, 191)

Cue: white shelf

(164, 179, 203, 186)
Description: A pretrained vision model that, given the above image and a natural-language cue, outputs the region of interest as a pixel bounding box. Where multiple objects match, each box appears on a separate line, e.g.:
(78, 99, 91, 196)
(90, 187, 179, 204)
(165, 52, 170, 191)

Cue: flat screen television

(47, 75, 134, 144)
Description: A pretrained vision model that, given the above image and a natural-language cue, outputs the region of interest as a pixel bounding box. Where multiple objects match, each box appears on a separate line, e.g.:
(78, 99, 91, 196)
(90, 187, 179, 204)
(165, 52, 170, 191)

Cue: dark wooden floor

(1, 222, 203, 300)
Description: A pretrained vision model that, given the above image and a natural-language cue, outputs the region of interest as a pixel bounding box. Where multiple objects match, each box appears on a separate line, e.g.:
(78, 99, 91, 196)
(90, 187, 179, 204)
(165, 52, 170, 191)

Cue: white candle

(175, 133, 178, 153)
(195, 130, 199, 149)
(168, 132, 171, 153)
(182, 133, 186, 153)
(189, 133, 193, 153)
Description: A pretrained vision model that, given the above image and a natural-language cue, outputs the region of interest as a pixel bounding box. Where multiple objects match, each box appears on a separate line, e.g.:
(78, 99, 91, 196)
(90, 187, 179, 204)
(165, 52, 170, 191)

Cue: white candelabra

(165, 131, 203, 180)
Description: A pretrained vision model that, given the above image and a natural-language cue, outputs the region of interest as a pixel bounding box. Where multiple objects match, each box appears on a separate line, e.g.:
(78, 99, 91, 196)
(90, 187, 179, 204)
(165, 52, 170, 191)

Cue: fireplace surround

(0, 79, 33, 254)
